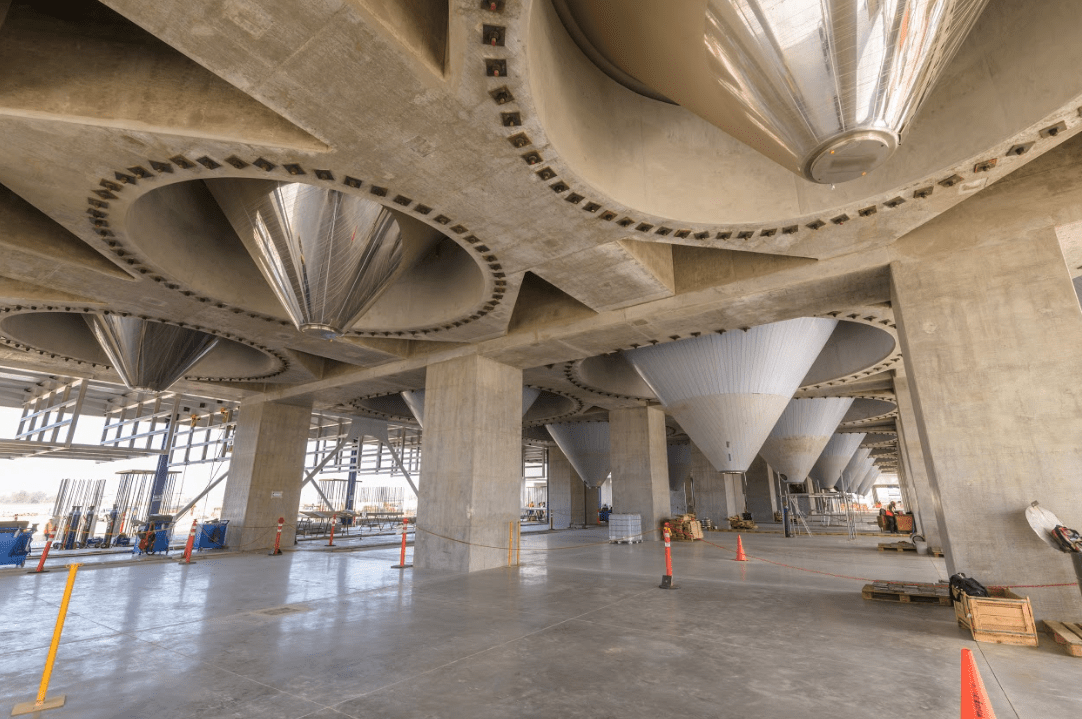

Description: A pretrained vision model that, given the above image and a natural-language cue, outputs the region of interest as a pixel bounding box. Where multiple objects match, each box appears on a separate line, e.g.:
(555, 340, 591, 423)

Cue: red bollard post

(182, 519, 198, 564)
(32, 532, 54, 574)
(392, 517, 412, 569)
(269, 517, 284, 556)
(659, 522, 677, 589)
(327, 512, 337, 547)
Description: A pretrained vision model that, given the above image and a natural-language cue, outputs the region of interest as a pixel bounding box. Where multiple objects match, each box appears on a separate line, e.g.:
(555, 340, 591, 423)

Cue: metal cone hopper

(667, 443, 692, 492)
(624, 318, 837, 473)
(838, 447, 873, 493)
(208, 180, 404, 338)
(758, 398, 854, 484)
(858, 466, 881, 497)
(809, 433, 866, 490)
(84, 315, 219, 392)
(544, 421, 610, 488)
(702, 0, 991, 183)
(403, 387, 542, 429)
(401, 390, 426, 428)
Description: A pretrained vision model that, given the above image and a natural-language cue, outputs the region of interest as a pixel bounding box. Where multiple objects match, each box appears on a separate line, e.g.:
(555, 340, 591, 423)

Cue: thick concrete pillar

(585, 485, 600, 525)
(569, 473, 586, 527)
(609, 406, 669, 539)
(221, 398, 312, 551)
(892, 229, 1082, 619)
(689, 443, 736, 524)
(893, 371, 944, 550)
(549, 449, 575, 527)
(745, 455, 775, 521)
(415, 355, 522, 572)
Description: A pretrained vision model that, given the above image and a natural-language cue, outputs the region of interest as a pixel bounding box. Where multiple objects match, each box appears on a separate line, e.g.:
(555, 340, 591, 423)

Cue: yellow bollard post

(515, 522, 521, 566)
(507, 522, 513, 567)
(12, 563, 81, 716)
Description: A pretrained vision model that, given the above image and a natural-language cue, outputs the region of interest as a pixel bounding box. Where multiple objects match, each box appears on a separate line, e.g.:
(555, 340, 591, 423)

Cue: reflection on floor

(1, 528, 1078, 718)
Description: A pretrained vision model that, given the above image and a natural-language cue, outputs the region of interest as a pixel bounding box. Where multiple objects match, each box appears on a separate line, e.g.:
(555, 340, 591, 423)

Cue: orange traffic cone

(734, 535, 748, 562)
(960, 648, 996, 719)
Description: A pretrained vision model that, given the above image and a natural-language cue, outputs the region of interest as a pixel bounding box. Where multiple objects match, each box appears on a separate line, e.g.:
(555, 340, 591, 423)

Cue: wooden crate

(955, 588, 1038, 646)
(1043, 620, 1082, 657)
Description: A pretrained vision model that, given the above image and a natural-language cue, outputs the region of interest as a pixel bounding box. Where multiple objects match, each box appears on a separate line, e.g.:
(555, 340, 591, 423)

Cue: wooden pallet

(928, 547, 945, 557)
(1043, 620, 1082, 657)
(878, 541, 917, 553)
(862, 583, 951, 606)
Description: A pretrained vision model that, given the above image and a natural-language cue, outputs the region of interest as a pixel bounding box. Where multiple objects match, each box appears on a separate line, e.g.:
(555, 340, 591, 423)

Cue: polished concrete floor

(1, 528, 1079, 718)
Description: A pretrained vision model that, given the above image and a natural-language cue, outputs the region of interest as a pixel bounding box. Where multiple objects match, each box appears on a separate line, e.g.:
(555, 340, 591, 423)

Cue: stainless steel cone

(545, 421, 611, 488)
(84, 315, 219, 392)
(624, 318, 837, 473)
(759, 398, 854, 483)
(809, 433, 866, 490)
(208, 180, 403, 338)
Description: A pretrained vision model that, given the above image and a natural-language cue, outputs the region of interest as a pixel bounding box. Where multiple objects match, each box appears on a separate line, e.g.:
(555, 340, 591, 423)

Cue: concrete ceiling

(0, 0, 1081, 427)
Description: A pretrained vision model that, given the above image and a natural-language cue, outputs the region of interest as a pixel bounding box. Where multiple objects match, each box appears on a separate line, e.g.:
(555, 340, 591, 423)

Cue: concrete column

(585, 485, 600, 525)
(609, 406, 669, 540)
(415, 355, 522, 573)
(689, 443, 735, 524)
(892, 229, 1082, 620)
(221, 398, 312, 551)
(745, 455, 774, 521)
(893, 371, 944, 550)
(569, 473, 585, 527)
(547, 447, 575, 530)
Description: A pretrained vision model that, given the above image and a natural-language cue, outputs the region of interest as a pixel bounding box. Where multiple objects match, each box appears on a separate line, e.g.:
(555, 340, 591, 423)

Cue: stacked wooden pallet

(1043, 621, 1082, 657)
(877, 541, 917, 552)
(862, 580, 951, 606)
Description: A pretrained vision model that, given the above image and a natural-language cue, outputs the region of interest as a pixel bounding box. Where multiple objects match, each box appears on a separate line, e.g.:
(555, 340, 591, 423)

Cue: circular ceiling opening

(124, 179, 488, 333)
(354, 389, 577, 426)
(0, 311, 280, 383)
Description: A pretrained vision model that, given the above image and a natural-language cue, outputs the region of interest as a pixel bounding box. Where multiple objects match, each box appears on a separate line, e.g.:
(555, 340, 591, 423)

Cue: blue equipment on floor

(195, 520, 229, 549)
(0, 522, 34, 567)
(133, 515, 173, 555)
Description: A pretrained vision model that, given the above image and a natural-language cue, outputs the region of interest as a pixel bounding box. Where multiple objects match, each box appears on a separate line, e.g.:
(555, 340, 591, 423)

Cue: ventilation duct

(667, 443, 692, 492)
(623, 318, 837, 473)
(545, 421, 610, 488)
(84, 315, 219, 392)
(208, 180, 403, 338)
(758, 398, 854, 484)
(402, 387, 541, 429)
(557, 0, 990, 183)
(809, 433, 866, 490)
(838, 447, 873, 493)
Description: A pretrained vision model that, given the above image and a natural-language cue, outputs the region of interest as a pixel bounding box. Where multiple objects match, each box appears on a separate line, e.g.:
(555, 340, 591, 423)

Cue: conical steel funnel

(403, 386, 543, 429)
(624, 318, 837, 473)
(809, 433, 866, 490)
(84, 315, 219, 392)
(208, 180, 403, 338)
(558, 0, 989, 182)
(545, 421, 610, 488)
(667, 443, 692, 492)
(759, 398, 854, 483)
(858, 467, 881, 497)
(838, 447, 873, 492)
